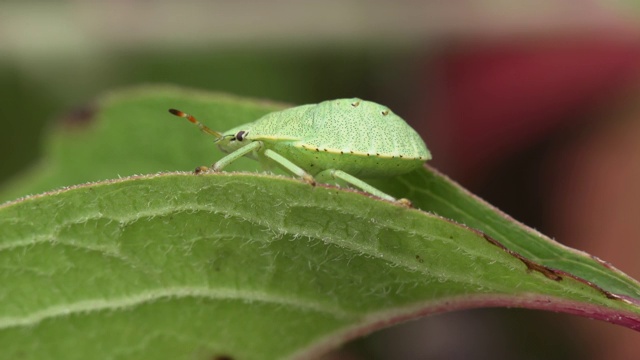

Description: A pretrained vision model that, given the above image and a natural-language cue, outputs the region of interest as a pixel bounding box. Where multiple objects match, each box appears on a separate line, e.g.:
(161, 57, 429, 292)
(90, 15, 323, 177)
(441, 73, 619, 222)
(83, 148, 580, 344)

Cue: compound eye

(235, 130, 246, 141)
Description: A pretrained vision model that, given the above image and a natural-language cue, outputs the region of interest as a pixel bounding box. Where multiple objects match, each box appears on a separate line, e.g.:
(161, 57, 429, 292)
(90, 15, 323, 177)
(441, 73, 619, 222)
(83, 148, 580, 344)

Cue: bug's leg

(205, 141, 263, 172)
(263, 149, 316, 185)
(319, 169, 405, 204)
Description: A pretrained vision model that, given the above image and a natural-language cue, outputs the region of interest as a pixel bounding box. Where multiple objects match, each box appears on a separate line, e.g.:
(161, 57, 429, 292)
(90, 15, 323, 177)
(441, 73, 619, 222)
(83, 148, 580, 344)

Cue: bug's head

(216, 126, 253, 154)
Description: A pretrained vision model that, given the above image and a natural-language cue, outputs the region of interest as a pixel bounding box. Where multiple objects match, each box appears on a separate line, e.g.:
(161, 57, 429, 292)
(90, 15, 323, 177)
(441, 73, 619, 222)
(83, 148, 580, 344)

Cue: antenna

(168, 109, 223, 139)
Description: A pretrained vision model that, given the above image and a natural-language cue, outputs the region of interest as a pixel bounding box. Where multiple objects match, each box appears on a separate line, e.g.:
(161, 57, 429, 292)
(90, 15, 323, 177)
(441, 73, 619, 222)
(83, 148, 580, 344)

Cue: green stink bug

(169, 98, 431, 204)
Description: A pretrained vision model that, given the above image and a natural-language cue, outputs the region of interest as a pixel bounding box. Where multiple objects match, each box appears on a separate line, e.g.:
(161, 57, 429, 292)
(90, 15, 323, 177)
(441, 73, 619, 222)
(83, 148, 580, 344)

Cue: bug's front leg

(194, 165, 210, 174)
(195, 141, 263, 174)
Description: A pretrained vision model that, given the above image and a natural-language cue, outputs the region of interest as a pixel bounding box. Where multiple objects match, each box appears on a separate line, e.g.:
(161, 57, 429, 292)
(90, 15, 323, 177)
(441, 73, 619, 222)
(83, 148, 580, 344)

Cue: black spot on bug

(399, 155, 403, 158)
(381, 110, 389, 116)
(351, 101, 361, 107)
(340, 151, 344, 154)
(376, 153, 380, 156)
(315, 148, 320, 152)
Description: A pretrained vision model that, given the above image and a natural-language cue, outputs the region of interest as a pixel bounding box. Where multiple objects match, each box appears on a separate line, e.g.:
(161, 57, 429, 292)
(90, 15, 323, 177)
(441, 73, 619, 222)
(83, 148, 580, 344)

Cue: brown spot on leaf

(481, 233, 624, 301)
(61, 103, 99, 129)
(482, 233, 562, 281)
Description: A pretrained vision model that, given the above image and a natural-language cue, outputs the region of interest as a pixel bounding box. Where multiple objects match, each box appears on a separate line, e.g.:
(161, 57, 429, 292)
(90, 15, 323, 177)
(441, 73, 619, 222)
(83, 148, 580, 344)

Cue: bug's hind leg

(263, 149, 316, 185)
(319, 169, 411, 206)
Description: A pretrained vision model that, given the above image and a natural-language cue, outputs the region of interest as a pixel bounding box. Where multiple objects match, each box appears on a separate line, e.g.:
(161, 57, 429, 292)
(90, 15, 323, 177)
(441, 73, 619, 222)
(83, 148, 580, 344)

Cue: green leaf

(1, 86, 639, 360)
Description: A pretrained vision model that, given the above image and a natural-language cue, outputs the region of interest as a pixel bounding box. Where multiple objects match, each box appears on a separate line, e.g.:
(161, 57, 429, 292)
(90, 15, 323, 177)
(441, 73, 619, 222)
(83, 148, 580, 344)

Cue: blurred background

(1, 1, 640, 359)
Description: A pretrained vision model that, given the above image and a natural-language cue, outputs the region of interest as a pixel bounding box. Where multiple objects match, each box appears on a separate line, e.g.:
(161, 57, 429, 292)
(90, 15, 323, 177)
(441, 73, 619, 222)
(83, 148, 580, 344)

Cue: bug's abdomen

(268, 142, 425, 178)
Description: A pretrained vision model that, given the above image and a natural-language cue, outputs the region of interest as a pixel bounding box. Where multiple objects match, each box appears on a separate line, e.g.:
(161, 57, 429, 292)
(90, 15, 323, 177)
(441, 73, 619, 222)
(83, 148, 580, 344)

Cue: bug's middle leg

(317, 169, 397, 203)
(263, 149, 316, 185)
